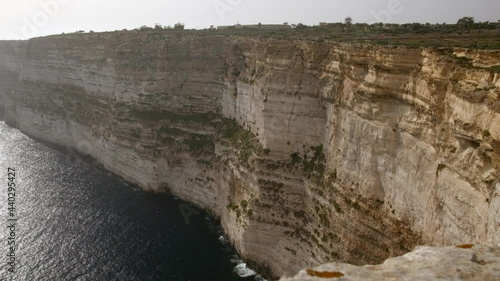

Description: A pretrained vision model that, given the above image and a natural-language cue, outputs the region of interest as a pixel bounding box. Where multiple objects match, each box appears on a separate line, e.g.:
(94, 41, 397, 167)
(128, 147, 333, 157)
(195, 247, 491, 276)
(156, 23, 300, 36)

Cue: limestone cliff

(282, 244, 500, 281)
(0, 31, 499, 279)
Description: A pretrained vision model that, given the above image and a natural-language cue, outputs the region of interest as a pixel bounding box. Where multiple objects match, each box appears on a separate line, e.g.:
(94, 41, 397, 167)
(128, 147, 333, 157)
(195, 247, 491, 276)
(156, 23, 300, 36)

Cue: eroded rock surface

(281, 245, 500, 281)
(0, 32, 499, 279)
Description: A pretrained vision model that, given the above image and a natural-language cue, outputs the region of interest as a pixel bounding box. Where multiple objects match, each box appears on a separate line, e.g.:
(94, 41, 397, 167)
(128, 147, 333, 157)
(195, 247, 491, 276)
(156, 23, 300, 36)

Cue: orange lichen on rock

(306, 269, 345, 278)
(456, 244, 475, 249)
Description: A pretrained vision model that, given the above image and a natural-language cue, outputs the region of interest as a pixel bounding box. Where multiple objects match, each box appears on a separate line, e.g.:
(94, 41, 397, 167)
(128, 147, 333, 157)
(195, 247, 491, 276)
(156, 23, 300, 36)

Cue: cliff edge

(282, 245, 500, 281)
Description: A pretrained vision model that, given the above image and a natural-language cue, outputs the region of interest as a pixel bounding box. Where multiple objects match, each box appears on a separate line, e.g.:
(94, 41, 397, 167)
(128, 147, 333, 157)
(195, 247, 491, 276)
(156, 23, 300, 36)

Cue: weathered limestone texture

(281, 245, 500, 281)
(0, 32, 499, 279)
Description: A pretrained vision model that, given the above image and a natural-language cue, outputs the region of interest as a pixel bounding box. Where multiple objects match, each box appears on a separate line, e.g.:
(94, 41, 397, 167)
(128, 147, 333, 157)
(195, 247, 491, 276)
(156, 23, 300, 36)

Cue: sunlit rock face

(0, 32, 499, 279)
(281, 245, 500, 281)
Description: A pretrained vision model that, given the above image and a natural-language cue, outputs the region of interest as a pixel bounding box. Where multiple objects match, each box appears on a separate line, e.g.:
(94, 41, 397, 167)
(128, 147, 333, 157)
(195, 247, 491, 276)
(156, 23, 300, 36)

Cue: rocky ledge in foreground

(281, 245, 500, 281)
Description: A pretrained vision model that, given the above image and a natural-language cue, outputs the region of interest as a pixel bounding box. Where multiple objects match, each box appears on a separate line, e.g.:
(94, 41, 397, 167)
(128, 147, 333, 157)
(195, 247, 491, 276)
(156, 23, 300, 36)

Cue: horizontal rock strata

(0, 32, 499, 279)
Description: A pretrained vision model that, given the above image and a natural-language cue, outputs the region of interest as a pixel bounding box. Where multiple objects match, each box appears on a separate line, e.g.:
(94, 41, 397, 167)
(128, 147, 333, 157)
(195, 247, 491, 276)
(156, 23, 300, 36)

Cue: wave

(233, 263, 257, 278)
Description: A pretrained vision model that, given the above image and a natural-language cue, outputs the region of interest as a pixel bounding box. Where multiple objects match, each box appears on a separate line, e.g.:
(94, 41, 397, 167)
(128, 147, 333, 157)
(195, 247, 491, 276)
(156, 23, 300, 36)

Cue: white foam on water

(219, 235, 229, 245)
(230, 254, 267, 280)
(233, 263, 257, 278)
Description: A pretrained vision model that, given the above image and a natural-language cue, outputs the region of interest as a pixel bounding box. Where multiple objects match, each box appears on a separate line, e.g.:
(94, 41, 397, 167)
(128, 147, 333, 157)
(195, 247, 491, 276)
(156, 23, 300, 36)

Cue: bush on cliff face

(491, 65, 500, 73)
(183, 134, 215, 154)
(290, 152, 303, 166)
(302, 145, 326, 175)
(240, 200, 248, 209)
(216, 118, 262, 163)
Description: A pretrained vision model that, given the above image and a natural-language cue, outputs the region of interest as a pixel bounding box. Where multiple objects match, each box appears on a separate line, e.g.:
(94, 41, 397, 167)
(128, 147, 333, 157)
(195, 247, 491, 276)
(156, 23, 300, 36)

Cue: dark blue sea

(0, 122, 264, 281)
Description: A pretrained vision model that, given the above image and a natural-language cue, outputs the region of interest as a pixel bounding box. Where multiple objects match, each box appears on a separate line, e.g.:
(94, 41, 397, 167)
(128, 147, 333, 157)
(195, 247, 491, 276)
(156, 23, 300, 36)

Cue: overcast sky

(1, 0, 499, 40)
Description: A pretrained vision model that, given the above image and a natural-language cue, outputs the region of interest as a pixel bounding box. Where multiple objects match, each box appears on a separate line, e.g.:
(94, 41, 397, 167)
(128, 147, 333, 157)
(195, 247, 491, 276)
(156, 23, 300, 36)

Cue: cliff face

(1, 32, 500, 279)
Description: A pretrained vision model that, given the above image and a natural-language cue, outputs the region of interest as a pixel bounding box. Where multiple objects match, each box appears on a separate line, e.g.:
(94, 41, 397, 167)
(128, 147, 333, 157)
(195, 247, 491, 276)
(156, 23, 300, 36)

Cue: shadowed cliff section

(0, 31, 499, 279)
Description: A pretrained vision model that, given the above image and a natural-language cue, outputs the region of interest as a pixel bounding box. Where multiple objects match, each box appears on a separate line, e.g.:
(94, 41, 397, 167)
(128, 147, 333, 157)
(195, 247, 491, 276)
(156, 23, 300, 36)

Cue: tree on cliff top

(296, 23, 307, 29)
(457, 17, 475, 28)
(174, 22, 185, 30)
(345, 16, 353, 26)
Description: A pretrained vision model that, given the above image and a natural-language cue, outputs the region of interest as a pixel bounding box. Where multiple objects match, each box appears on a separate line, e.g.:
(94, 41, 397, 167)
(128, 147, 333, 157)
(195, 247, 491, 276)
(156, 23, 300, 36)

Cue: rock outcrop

(0, 31, 499, 279)
(281, 244, 500, 281)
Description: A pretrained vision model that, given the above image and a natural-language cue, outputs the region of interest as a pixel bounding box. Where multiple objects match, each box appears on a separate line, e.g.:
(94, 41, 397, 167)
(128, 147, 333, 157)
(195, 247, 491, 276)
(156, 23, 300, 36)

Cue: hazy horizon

(1, 0, 499, 40)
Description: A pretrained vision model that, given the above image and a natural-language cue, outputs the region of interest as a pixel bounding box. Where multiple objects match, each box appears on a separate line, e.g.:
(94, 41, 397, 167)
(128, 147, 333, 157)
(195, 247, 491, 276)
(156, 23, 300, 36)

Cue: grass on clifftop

(48, 21, 500, 50)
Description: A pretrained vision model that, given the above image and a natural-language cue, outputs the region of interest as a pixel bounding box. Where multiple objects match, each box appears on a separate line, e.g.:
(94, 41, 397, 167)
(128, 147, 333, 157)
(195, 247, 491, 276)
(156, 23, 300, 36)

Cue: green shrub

(332, 201, 342, 213)
(490, 65, 500, 73)
(183, 134, 215, 153)
(241, 200, 248, 209)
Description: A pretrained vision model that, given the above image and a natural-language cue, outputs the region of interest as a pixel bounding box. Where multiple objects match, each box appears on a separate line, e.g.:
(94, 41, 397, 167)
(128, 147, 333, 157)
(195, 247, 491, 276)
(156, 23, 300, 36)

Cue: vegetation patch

(217, 117, 262, 163)
(332, 200, 343, 213)
(260, 144, 327, 181)
(284, 247, 298, 256)
(285, 145, 326, 176)
(447, 53, 500, 74)
(183, 134, 215, 154)
(318, 212, 330, 228)
(490, 65, 500, 73)
(258, 179, 285, 194)
(227, 203, 239, 211)
(344, 198, 360, 210)
(294, 210, 306, 218)
(240, 200, 248, 210)
(453, 55, 474, 68)
(59, 18, 500, 50)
